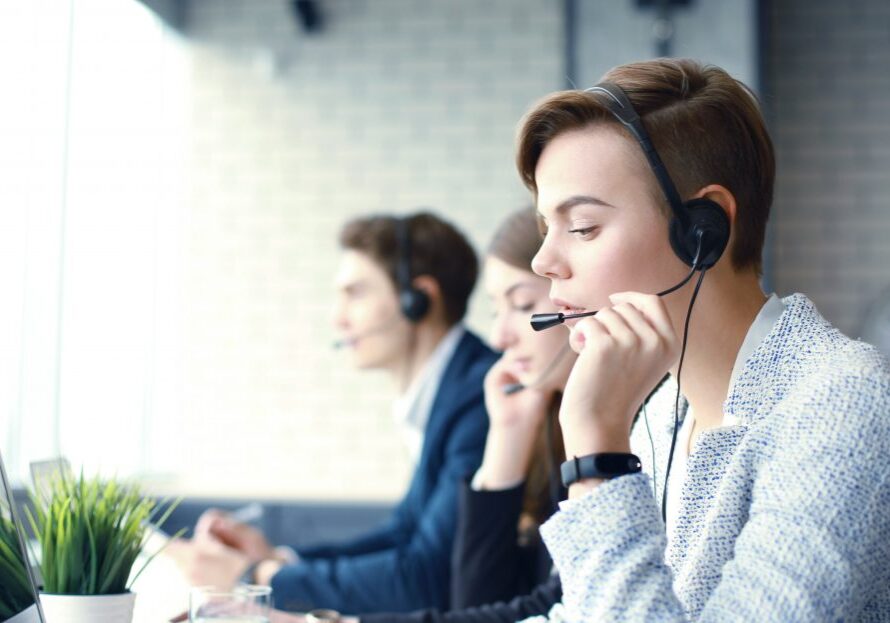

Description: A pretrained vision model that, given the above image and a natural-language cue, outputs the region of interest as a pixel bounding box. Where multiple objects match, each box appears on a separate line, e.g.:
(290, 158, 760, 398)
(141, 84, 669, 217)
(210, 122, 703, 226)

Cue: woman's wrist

(568, 479, 605, 498)
(476, 427, 538, 490)
(560, 408, 632, 457)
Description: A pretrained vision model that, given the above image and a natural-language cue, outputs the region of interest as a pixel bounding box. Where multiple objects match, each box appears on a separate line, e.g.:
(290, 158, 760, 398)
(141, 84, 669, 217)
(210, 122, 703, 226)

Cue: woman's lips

(558, 305, 587, 324)
(551, 298, 585, 315)
(556, 306, 588, 328)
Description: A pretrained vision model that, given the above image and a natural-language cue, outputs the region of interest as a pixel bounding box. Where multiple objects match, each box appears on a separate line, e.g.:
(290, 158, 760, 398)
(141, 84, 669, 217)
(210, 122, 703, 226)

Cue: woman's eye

(568, 225, 598, 239)
(513, 302, 535, 313)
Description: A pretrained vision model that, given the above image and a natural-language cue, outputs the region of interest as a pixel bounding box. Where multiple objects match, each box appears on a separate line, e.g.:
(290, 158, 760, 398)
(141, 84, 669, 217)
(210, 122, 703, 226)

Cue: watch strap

(560, 452, 642, 487)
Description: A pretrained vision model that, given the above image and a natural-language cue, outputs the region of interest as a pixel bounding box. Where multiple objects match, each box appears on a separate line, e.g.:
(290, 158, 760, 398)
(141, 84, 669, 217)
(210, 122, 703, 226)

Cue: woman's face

(484, 255, 573, 391)
(531, 126, 692, 333)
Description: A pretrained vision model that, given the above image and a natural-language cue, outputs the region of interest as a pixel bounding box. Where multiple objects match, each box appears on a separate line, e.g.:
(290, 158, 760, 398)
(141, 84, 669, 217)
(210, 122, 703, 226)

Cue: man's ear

(411, 275, 441, 304)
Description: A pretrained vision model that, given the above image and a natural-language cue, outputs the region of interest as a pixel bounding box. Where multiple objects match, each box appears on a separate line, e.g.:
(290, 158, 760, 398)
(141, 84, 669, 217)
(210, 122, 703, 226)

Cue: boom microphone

(332, 318, 399, 349)
(531, 261, 701, 332)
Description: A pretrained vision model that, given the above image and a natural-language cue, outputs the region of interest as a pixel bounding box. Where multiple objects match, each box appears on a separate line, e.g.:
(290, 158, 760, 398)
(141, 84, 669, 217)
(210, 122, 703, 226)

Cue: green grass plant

(26, 474, 181, 595)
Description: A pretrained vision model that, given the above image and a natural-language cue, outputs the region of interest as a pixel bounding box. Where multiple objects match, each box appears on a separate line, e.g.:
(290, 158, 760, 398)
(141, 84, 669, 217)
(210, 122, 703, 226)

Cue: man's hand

(165, 536, 250, 589)
(560, 292, 679, 460)
(195, 509, 276, 564)
(255, 558, 286, 585)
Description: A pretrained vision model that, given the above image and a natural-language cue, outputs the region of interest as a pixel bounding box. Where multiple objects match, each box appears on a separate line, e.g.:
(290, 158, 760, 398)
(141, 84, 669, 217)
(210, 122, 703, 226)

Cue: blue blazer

(272, 330, 497, 614)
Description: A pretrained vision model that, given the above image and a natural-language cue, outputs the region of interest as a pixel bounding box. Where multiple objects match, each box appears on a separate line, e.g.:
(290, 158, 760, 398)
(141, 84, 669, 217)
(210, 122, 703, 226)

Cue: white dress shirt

(391, 324, 465, 464)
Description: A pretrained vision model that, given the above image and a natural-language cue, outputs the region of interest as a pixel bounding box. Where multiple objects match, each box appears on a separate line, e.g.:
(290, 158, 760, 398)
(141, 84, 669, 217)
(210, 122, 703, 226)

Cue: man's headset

(332, 216, 430, 350)
(529, 82, 732, 523)
(530, 82, 730, 332)
(396, 217, 431, 323)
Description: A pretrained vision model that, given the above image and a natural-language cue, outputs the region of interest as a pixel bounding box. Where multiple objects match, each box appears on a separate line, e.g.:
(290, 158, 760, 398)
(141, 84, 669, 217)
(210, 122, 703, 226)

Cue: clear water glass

(189, 585, 271, 622)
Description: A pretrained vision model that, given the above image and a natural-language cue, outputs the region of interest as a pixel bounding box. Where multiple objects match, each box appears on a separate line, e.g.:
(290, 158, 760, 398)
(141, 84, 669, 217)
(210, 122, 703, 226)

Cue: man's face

(332, 250, 411, 370)
(531, 126, 692, 333)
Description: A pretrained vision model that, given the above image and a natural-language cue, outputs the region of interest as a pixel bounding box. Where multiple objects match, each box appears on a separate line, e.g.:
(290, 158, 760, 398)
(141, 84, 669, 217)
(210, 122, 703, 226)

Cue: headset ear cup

(400, 287, 430, 322)
(668, 198, 730, 269)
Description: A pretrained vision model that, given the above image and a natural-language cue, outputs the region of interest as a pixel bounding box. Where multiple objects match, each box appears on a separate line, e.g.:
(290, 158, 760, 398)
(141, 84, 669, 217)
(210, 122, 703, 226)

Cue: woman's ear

(694, 184, 737, 228)
(692, 184, 737, 270)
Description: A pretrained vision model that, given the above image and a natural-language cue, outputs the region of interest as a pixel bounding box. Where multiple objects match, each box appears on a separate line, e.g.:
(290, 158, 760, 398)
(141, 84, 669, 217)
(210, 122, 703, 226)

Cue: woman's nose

(531, 232, 569, 280)
(490, 312, 517, 352)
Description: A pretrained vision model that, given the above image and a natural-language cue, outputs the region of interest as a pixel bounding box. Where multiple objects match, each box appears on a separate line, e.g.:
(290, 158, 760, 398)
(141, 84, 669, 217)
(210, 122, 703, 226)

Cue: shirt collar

(723, 293, 784, 425)
(392, 324, 466, 461)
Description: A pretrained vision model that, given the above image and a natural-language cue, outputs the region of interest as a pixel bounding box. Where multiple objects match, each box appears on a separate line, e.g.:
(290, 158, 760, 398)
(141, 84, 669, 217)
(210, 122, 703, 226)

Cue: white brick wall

(574, 0, 757, 90)
(174, 0, 563, 500)
(768, 0, 890, 336)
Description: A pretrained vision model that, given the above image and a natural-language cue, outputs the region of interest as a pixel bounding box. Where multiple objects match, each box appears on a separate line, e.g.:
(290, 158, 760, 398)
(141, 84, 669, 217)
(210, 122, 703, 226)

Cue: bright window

(0, 0, 187, 485)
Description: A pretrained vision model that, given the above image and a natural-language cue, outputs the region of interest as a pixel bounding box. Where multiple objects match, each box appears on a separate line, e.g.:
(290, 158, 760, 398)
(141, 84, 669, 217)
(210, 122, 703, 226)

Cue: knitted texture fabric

(526, 294, 890, 622)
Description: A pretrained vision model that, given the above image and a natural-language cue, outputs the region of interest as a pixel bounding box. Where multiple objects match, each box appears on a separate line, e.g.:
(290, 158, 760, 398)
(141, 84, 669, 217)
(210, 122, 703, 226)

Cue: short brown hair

(339, 211, 478, 325)
(516, 58, 775, 274)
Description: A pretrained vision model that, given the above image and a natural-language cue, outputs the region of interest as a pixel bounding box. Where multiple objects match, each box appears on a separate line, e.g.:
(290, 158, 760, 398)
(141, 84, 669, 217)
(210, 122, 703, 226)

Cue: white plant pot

(38, 592, 136, 623)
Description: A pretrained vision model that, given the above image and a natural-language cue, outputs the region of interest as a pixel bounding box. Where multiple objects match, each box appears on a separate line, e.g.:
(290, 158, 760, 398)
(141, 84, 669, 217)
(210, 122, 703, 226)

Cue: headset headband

(585, 83, 688, 228)
(396, 217, 412, 289)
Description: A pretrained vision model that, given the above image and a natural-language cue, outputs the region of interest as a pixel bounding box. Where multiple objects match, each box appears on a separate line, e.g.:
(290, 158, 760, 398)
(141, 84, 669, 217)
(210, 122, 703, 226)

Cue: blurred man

(173, 211, 496, 615)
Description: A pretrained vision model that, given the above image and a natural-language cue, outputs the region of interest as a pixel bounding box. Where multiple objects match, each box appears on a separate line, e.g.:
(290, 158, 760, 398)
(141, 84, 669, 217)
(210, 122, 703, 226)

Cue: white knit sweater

(524, 294, 890, 622)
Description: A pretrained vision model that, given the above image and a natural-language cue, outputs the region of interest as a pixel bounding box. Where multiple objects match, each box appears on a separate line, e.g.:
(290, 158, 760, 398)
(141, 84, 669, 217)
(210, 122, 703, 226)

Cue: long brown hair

(488, 207, 565, 525)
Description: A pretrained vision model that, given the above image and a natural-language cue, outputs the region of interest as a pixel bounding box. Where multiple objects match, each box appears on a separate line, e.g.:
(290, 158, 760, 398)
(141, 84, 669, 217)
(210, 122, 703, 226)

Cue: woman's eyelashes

(568, 223, 599, 239)
(490, 299, 537, 319)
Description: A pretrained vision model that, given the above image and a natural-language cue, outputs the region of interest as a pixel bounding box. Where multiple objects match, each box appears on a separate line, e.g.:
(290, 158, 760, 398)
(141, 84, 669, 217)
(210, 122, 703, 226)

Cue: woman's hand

(560, 292, 680, 462)
(475, 356, 553, 490)
(484, 356, 553, 430)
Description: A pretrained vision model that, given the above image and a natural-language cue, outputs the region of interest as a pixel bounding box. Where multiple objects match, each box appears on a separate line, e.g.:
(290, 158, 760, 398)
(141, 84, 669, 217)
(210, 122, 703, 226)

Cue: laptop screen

(0, 450, 44, 623)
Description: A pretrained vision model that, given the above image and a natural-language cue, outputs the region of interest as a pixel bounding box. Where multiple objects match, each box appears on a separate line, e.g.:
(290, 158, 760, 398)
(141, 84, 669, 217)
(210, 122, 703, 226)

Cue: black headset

(395, 217, 431, 322)
(587, 83, 733, 523)
(585, 82, 730, 269)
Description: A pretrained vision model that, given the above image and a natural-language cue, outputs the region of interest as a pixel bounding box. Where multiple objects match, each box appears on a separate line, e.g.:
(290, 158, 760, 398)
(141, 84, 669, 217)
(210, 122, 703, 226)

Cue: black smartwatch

(560, 453, 642, 487)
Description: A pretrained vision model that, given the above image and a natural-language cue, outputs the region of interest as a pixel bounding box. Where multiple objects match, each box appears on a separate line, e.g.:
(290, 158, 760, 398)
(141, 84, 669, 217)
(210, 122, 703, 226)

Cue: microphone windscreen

(502, 382, 525, 395)
(530, 313, 564, 332)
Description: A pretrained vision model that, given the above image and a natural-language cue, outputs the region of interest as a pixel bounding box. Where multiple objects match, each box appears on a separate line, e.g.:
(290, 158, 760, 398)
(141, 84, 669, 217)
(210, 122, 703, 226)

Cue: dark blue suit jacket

(271, 330, 496, 614)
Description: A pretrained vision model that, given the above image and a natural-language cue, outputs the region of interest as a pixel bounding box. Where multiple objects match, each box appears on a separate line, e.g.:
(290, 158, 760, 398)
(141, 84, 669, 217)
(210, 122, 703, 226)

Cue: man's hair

(339, 211, 478, 325)
(516, 58, 775, 274)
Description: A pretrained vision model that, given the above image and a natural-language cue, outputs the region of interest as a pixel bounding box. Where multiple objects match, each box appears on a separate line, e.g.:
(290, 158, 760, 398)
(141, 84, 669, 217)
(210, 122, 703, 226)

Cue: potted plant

(26, 474, 179, 623)
(0, 513, 38, 621)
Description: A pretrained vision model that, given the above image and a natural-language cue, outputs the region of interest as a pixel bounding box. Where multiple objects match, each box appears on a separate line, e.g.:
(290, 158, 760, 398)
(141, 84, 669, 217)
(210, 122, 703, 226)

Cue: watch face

(594, 453, 642, 474)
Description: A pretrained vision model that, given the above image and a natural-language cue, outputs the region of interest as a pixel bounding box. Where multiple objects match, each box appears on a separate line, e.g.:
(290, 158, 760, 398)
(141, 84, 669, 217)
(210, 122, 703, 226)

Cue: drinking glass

(189, 585, 271, 622)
